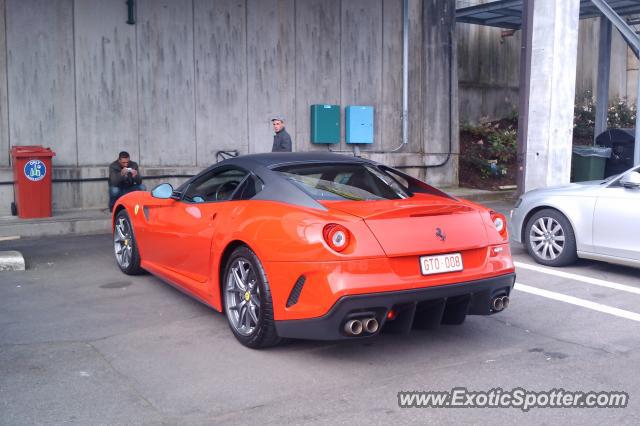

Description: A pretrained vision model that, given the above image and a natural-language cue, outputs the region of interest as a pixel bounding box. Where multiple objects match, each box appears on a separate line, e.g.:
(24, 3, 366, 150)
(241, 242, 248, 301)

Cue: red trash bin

(11, 145, 56, 218)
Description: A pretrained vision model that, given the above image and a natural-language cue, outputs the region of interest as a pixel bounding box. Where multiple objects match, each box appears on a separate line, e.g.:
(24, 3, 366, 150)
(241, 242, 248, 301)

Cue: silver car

(510, 165, 640, 268)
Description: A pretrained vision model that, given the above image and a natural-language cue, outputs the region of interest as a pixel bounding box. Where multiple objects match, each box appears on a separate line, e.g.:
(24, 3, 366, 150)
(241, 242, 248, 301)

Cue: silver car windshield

(601, 174, 619, 184)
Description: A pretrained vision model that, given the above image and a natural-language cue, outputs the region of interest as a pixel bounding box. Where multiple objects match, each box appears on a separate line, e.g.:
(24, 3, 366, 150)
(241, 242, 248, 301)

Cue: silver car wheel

(114, 216, 133, 269)
(529, 216, 566, 261)
(225, 258, 261, 337)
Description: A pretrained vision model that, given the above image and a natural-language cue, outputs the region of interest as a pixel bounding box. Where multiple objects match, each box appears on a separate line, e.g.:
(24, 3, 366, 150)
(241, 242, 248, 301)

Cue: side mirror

(151, 183, 174, 199)
(620, 171, 640, 189)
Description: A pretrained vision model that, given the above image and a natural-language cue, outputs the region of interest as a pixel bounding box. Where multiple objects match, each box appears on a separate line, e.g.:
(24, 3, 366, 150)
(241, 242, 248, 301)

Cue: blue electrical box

(346, 106, 374, 144)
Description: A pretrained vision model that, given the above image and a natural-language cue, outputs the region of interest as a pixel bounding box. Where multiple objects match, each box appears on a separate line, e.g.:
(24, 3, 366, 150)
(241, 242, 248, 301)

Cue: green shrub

(573, 90, 636, 141)
(460, 117, 517, 180)
(573, 90, 595, 140)
(608, 98, 637, 128)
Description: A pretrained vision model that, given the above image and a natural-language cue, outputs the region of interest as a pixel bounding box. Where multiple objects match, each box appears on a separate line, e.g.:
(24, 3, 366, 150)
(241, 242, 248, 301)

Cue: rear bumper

(274, 272, 515, 340)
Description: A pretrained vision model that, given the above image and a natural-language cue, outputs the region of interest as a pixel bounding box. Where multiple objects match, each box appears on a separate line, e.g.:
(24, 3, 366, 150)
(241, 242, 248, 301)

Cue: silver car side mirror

(620, 171, 640, 189)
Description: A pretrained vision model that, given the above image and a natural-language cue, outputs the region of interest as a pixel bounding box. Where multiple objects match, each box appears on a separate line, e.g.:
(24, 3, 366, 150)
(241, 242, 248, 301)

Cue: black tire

(222, 246, 281, 349)
(113, 210, 144, 275)
(524, 208, 577, 267)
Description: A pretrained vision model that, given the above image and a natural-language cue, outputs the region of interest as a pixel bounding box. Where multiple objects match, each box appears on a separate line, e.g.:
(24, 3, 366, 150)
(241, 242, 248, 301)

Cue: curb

(462, 190, 517, 203)
(0, 211, 111, 239)
(444, 188, 517, 203)
(0, 250, 25, 272)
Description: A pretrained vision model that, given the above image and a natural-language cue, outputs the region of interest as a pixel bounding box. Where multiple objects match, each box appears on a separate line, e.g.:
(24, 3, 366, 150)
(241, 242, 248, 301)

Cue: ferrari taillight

(490, 211, 508, 240)
(323, 224, 351, 252)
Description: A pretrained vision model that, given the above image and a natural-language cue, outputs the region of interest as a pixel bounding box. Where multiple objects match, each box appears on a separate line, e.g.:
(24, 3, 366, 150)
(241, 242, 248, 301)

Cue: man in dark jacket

(108, 151, 145, 211)
(271, 116, 292, 152)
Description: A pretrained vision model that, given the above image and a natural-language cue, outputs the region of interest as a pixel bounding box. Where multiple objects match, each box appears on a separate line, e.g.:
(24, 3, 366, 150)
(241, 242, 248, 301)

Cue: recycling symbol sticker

(24, 160, 47, 182)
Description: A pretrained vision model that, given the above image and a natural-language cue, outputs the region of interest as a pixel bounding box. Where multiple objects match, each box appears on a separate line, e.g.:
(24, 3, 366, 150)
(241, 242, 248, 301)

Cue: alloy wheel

(114, 216, 133, 269)
(528, 216, 566, 261)
(225, 258, 261, 336)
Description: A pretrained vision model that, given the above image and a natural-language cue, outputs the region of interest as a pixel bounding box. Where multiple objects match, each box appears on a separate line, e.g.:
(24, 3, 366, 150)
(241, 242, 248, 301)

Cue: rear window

(275, 163, 411, 201)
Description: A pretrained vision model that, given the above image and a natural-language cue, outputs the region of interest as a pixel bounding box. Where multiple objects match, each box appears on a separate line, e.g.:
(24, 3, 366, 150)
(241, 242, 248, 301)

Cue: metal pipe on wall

(402, 0, 409, 147)
(384, 0, 410, 153)
(635, 70, 640, 165)
(359, 0, 453, 163)
(594, 17, 612, 143)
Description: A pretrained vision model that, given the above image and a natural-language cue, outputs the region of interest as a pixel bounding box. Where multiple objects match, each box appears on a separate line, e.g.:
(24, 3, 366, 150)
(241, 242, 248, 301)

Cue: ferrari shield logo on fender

(134, 204, 139, 216)
(435, 227, 446, 242)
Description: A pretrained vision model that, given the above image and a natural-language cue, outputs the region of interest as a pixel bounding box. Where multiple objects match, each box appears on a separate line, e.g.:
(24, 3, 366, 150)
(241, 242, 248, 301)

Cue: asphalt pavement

(1, 199, 640, 424)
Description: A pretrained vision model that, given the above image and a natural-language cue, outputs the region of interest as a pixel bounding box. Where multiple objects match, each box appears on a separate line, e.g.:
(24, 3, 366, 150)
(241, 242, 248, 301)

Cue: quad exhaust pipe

(491, 295, 510, 312)
(344, 319, 363, 336)
(344, 317, 379, 336)
(363, 317, 379, 334)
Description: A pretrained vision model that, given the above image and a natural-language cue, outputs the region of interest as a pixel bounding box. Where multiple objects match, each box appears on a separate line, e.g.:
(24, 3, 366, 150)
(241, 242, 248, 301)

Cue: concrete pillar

(518, 0, 581, 192)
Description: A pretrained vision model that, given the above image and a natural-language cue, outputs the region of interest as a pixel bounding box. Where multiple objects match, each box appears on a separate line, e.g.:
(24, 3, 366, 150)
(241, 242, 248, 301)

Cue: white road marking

(514, 283, 640, 322)
(514, 261, 640, 296)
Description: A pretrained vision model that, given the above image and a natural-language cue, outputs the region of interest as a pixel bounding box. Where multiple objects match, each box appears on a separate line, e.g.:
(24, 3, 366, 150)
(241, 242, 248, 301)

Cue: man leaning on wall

(108, 151, 146, 212)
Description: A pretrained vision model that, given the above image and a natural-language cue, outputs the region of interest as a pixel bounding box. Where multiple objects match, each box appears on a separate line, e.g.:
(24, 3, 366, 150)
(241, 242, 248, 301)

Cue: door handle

(211, 213, 217, 220)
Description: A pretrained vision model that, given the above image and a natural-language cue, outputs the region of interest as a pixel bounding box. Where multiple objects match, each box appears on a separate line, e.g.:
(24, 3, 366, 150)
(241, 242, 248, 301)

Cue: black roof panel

(229, 151, 372, 169)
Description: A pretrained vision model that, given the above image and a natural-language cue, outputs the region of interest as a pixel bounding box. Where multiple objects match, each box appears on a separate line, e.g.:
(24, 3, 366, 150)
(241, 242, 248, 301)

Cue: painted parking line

(514, 261, 640, 296)
(515, 283, 640, 322)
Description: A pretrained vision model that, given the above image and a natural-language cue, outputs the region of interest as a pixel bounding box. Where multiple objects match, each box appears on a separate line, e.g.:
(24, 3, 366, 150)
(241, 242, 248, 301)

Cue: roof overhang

(456, 0, 640, 30)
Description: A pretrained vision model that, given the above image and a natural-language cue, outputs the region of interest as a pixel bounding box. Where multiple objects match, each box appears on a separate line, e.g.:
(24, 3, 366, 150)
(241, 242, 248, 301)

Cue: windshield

(275, 163, 411, 201)
(601, 173, 619, 184)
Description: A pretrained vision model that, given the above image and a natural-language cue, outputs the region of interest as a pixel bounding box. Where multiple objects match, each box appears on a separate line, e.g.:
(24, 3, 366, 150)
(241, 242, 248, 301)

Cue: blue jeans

(109, 184, 146, 211)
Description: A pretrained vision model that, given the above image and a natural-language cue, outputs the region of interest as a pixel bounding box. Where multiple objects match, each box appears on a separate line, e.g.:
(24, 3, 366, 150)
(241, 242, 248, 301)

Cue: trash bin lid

(572, 145, 612, 158)
(10, 145, 56, 158)
(595, 128, 635, 146)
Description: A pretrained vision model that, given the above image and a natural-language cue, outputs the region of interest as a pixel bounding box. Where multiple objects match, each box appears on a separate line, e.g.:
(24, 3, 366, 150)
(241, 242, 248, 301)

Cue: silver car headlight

(513, 197, 522, 209)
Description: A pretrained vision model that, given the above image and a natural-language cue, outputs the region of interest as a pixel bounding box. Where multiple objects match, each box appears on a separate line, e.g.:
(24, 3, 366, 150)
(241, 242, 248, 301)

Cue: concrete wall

(457, 22, 521, 123)
(137, 0, 196, 167)
(195, 0, 248, 161)
(6, 0, 77, 165)
(74, 0, 138, 166)
(457, 1, 640, 123)
(294, 0, 341, 152)
(246, 0, 296, 154)
(574, 18, 636, 101)
(0, 0, 459, 214)
(0, 0, 8, 168)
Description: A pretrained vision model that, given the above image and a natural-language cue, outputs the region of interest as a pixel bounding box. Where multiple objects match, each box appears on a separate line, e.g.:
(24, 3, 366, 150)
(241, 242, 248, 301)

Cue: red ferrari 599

(112, 153, 515, 348)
